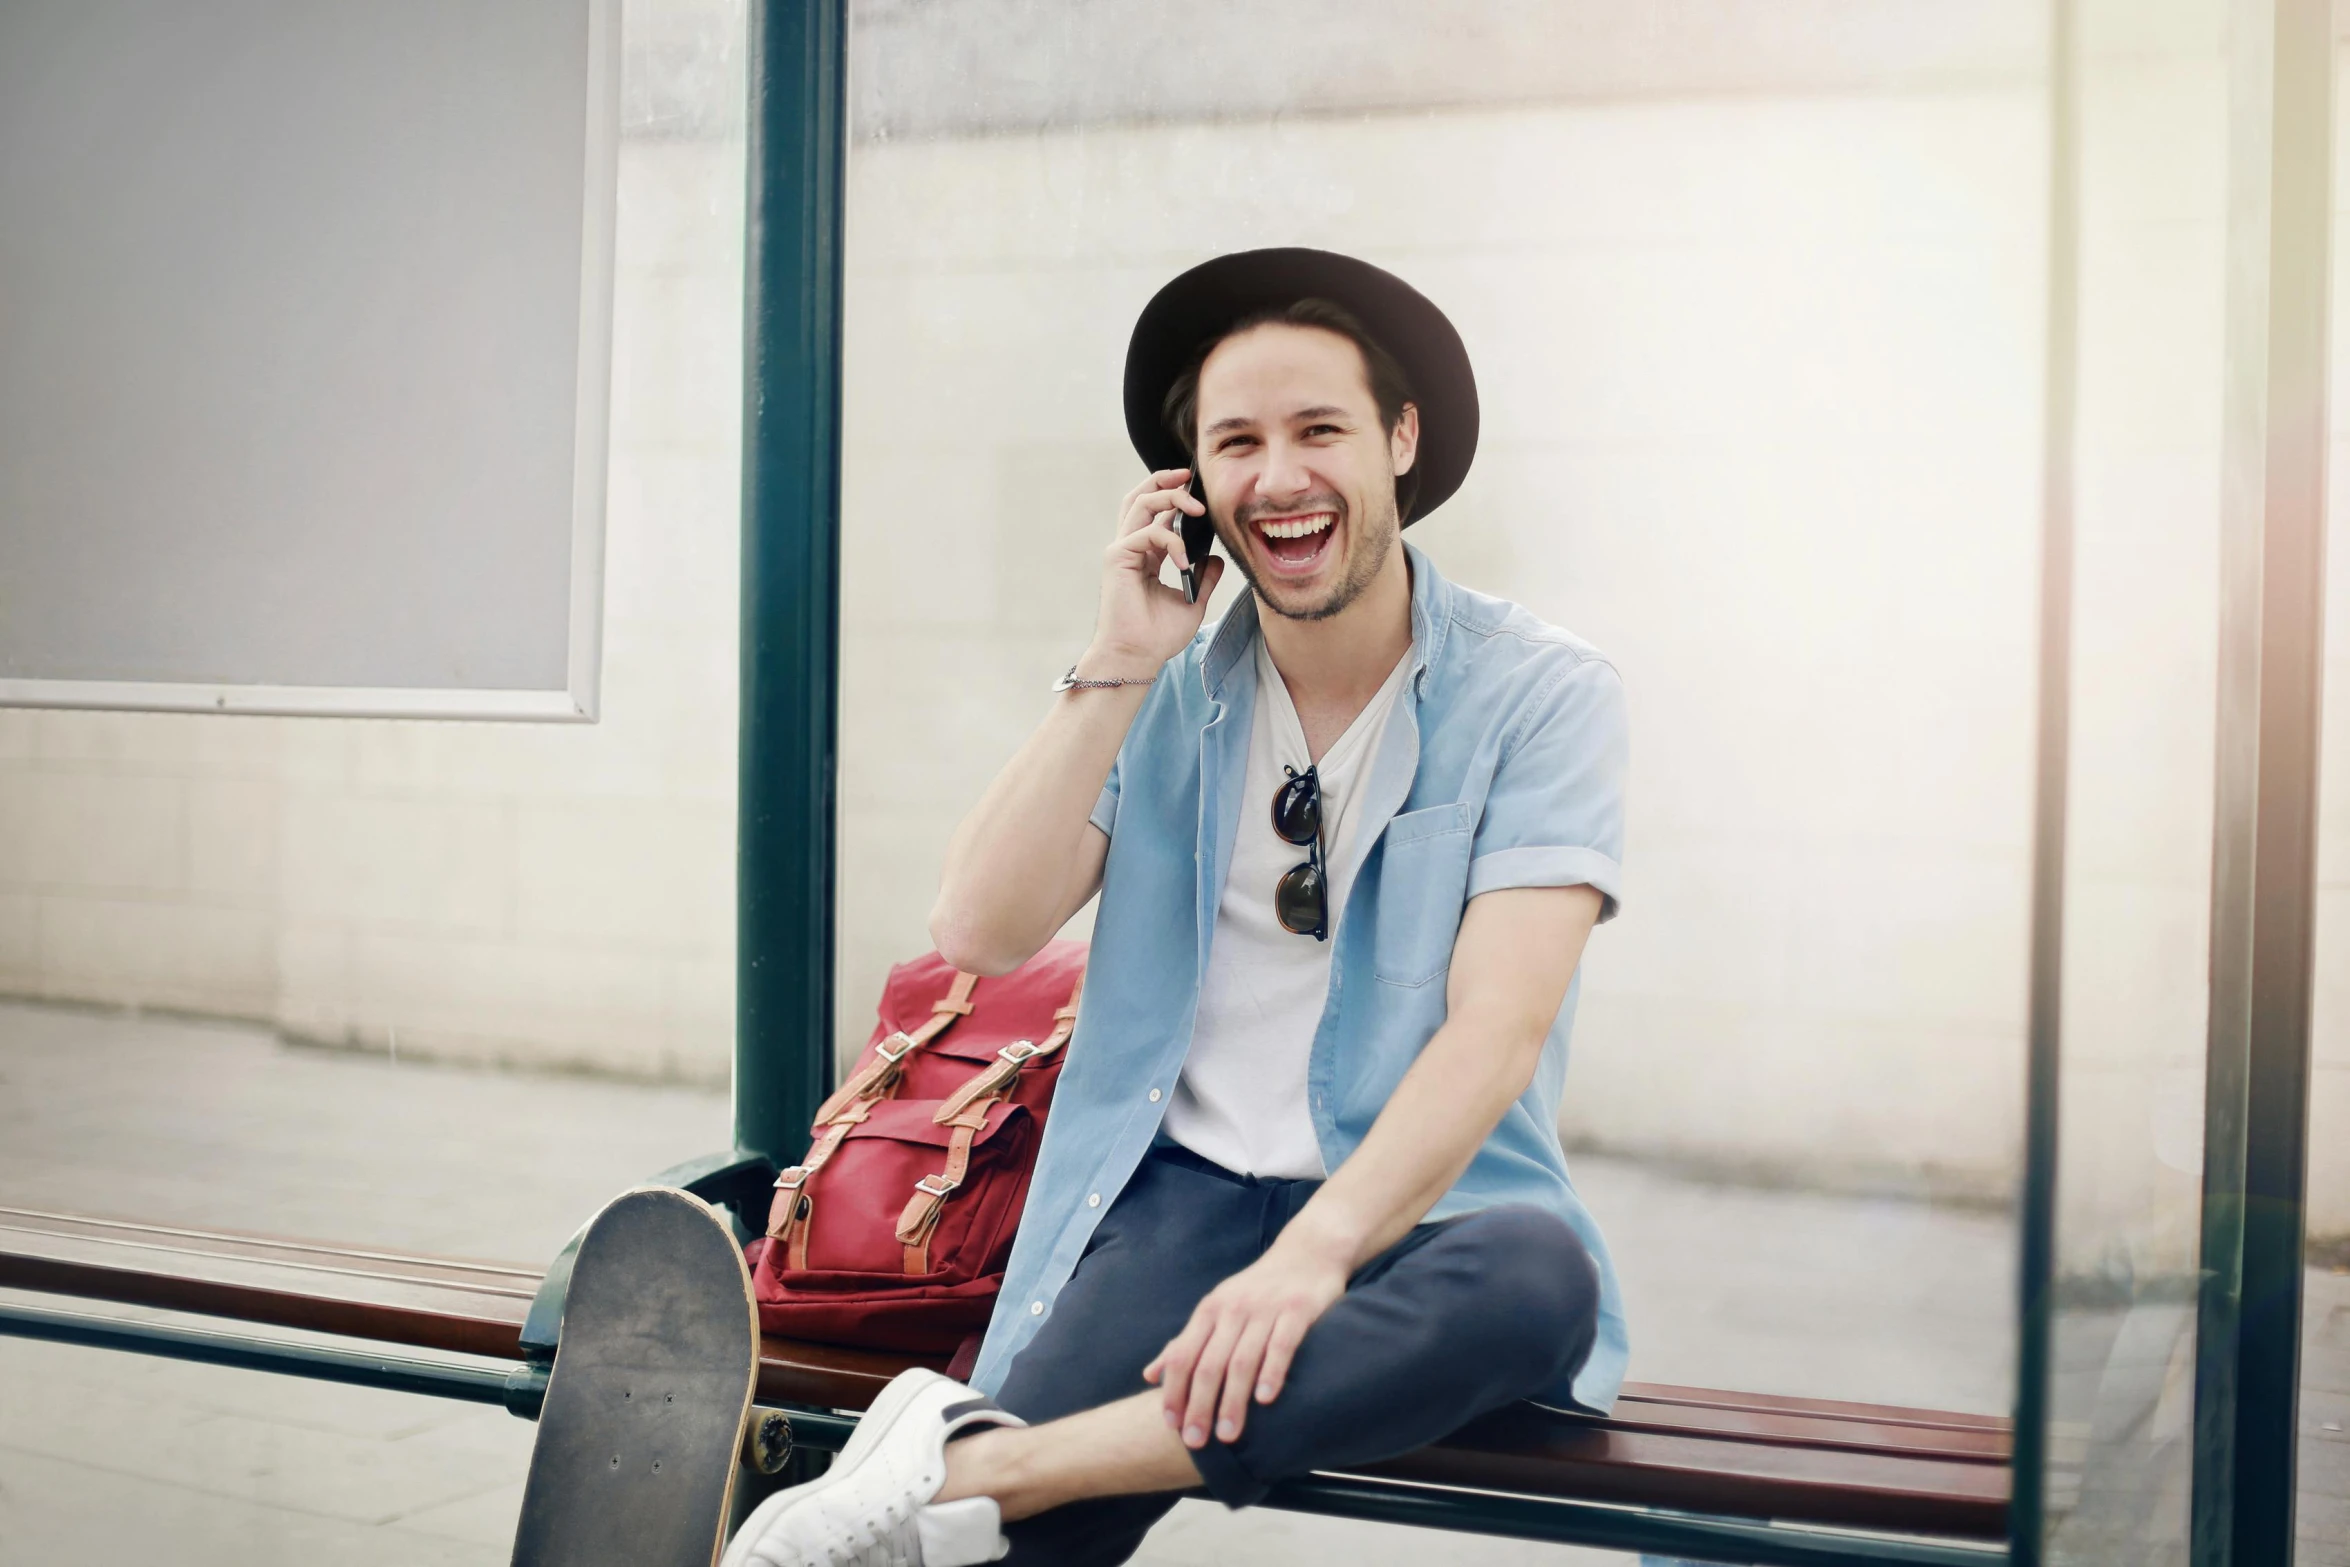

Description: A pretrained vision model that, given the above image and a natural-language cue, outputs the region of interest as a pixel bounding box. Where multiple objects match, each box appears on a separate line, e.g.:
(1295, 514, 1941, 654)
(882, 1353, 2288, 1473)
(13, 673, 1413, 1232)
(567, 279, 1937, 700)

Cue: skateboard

(512, 1186, 761, 1567)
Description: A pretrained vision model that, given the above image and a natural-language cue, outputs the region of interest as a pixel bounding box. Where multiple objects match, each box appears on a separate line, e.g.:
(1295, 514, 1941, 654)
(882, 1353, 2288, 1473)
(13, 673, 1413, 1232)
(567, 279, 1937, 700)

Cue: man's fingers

(1120, 486, 1202, 538)
(1110, 514, 1193, 578)
(1182, 1315, 1243, 1449)
(1120, 483, 1184, 528)
(1118, 467, 1189, 513)
(1118, 488, 1171, 531)
(1155, 1327, 1200, 1407)
(1216, 1319, 1273, 1443)
(1256, 1313, 1308, 1405)
(1152, 517, 1192, 574)
(1155, 1314, 1211, 1425)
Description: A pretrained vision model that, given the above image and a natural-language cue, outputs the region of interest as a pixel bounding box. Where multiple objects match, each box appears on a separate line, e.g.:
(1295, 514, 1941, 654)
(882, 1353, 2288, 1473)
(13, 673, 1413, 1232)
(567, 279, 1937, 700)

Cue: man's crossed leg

(725, 1145, 1600, 1567)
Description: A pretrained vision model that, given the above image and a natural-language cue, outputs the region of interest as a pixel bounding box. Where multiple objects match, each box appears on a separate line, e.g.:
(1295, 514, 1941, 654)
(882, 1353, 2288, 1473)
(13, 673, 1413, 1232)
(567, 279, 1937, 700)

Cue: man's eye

(1305, 424, 1340, 438)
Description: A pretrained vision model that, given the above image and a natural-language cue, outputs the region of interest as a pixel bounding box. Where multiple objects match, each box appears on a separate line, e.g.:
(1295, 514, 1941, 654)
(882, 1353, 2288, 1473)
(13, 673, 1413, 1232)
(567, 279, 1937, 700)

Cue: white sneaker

(721, 1370, 1024, 1567)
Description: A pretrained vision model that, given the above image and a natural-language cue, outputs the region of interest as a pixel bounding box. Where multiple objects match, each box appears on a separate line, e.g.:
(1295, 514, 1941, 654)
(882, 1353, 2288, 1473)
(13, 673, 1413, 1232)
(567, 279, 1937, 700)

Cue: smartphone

(1180, 471, 1215, 604)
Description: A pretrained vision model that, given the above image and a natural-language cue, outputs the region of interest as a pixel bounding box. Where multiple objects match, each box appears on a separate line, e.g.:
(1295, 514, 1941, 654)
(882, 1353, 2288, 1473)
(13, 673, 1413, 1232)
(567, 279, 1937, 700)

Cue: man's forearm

(933, 467, 1221, 975)
(1277, 883, 1604, 1270)
(1136, 993, 1559, 1449)
(1277, 1012, 1543, 1272)
(929, 680, 1147, 974)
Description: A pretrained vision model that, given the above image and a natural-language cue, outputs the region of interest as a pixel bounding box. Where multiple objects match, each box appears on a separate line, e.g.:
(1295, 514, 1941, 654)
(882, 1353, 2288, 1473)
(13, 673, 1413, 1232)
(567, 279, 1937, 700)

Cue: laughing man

(726, 248, 1631, 1567)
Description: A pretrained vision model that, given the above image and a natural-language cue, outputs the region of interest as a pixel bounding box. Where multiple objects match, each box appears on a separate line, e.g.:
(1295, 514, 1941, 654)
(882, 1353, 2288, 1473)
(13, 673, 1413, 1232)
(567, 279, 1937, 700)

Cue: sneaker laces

(821, 1513, 919, 1567)
(827, 1487, 928, 1566)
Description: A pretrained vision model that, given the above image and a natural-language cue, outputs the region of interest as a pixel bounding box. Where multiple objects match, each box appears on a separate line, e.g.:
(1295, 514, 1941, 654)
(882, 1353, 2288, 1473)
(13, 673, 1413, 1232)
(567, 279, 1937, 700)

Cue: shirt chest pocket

(1370, 802, 1474, 988)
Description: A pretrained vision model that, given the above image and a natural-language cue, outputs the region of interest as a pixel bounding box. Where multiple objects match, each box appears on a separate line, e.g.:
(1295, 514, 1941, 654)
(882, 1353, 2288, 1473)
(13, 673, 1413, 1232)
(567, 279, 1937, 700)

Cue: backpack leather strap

(894, 1101, 992, 1273)
(765, 1099, 873, 1266)
(766, 970, 978, 1264)
(896, 972, 1085, 1274)
(930, 978, 1083, 1126)
(811, 970, 979, 1125)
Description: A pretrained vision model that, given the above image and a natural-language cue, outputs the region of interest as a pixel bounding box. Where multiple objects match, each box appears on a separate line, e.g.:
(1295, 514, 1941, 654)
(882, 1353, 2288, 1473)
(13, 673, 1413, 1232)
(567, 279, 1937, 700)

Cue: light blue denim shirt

(970, 543, 1630, 1413)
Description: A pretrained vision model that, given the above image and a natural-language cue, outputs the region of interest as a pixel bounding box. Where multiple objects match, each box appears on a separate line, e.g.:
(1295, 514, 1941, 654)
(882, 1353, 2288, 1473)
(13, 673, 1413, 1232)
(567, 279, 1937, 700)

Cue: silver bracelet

(1052, 664, 1155, 693)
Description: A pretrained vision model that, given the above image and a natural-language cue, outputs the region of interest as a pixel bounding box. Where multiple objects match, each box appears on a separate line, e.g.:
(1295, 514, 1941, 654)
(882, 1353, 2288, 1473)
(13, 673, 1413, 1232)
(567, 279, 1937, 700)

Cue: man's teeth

(1258, 514, 1332, 540)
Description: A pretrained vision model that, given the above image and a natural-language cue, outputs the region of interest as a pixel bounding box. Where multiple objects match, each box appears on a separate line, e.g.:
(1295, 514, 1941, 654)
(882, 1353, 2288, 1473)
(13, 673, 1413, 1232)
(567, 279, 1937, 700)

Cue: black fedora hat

(1123, 247, 1479, 526)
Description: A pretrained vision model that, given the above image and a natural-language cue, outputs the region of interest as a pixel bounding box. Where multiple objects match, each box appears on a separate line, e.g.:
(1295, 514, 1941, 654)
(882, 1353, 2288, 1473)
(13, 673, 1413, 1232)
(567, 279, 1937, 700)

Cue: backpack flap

(771, 1099, 1033, 1281)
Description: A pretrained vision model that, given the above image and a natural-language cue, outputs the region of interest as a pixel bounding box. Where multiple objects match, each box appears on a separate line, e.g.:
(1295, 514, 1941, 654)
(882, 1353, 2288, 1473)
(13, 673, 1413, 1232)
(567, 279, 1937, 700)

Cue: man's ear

(1389, 402, 1421, 477)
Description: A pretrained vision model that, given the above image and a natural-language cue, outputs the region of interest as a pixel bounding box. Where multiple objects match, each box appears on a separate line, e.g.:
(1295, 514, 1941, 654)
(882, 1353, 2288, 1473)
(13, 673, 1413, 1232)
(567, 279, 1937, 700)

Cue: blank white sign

(0, 0, 617, 719)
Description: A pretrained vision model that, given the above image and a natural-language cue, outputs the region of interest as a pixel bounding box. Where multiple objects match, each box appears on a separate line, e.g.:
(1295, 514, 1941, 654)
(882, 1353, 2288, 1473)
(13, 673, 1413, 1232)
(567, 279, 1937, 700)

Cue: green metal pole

(2192, 2, 2330, 1562)
(737, 0, 848, 1170)
(2009, 4, 2077, 1563)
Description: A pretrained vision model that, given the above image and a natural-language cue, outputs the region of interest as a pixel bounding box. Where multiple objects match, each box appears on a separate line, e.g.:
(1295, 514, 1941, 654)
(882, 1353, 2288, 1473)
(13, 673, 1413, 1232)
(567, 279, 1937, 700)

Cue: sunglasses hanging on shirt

(1272, 765, 1328, 942)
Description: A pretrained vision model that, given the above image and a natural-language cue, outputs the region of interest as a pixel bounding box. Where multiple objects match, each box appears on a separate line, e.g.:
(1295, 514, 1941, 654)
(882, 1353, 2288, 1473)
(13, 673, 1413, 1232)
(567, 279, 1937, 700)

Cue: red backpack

(746, 941, 1087, 1360)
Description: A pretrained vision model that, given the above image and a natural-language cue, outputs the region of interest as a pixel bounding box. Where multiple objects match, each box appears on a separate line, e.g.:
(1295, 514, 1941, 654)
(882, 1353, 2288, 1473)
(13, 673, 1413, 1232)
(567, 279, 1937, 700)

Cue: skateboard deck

(512, 1187, 760, 1567)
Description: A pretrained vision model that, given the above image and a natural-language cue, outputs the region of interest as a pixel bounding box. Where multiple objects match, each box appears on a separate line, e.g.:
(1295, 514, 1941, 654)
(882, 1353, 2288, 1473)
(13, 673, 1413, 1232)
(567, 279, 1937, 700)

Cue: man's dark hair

(1160, 297, 1420, 519)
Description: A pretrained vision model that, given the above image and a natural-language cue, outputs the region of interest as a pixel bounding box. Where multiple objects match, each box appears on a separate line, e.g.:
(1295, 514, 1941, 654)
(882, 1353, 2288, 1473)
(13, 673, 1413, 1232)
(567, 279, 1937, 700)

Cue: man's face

(1192, 322, 1419, 623)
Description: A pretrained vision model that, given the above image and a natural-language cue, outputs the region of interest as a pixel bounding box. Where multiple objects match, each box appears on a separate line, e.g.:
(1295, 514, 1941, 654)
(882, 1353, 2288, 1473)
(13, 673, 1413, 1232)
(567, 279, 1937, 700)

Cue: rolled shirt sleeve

(1465, 656, 1628, 920)
(1089, 755, 1122, 839)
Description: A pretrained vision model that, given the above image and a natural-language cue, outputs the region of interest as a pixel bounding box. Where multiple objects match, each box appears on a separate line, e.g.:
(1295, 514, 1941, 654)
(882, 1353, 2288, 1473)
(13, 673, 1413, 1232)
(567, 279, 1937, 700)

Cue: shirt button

(1088, 1192, 1101, 1207)
(1148, 1088, 1162, 1103)
(1030, 1300, 1045, 1316)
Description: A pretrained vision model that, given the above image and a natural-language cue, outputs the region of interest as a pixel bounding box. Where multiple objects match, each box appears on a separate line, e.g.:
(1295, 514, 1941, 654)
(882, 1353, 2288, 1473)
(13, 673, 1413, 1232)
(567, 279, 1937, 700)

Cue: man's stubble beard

(1215, 483, 1401, 625)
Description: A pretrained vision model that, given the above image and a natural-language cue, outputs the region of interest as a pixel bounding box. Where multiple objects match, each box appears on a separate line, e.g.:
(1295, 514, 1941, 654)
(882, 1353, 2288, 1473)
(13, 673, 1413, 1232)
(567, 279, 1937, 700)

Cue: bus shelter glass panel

(836, 0, 2049, 1464)
(2033, 2, 2226, 1561)
(0, 0, 745, 1267)
(2299, 23, 2350, 1564)
(0, 1, 748, 1556)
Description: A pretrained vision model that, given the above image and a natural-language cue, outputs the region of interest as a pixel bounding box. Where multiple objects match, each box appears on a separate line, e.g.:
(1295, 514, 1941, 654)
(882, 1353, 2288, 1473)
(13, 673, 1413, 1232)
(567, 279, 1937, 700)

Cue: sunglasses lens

(1275, 860, 1325, 936)
(1272, 769, 1321, 845)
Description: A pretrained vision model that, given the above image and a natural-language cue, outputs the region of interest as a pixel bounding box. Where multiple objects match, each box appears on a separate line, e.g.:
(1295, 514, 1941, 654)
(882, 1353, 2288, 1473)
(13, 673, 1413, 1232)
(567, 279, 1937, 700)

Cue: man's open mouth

(1253, 510, 1337, 572)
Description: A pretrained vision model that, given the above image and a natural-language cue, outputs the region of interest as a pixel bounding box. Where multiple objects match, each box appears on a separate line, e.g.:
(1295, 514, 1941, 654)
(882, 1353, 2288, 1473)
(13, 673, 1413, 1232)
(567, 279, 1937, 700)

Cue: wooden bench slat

(0, 1210, 531, 1361)
(0, 1219, 540, 1301)
(1576, 1396, 2008, 1463)
(1374, 1415, 2009, 1538)
(0, 1208, 541, 1284)
(1621, 1381, 2009, 1435)
(0, 1208, 2009, 1540)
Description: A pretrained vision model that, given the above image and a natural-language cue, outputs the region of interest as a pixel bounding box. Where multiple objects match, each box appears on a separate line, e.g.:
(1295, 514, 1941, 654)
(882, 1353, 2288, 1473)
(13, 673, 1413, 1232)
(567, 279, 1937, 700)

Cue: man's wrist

(1069, 645, 1162, 685)
(1273, 1205, 1367, 1274)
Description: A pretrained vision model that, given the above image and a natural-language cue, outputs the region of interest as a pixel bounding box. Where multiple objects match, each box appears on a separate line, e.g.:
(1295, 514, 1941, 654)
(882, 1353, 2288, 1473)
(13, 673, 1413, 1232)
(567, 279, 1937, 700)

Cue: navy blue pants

(992, 1143, 1602, 1566)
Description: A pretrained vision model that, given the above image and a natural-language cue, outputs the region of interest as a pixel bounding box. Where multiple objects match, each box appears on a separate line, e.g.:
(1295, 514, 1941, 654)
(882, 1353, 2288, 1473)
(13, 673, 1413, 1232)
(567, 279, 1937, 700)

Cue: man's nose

(1257, 440, 1312, 500)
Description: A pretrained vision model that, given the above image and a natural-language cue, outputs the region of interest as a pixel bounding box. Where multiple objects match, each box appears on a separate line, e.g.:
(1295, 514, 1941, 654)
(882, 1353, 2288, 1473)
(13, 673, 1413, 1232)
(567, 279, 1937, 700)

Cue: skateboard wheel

(743, 1408, 795, 1475)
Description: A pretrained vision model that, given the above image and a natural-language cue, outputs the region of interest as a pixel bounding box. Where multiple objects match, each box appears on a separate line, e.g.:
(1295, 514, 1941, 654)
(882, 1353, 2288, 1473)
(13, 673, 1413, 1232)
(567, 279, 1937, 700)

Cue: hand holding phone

(1088, 469, 1223, 680)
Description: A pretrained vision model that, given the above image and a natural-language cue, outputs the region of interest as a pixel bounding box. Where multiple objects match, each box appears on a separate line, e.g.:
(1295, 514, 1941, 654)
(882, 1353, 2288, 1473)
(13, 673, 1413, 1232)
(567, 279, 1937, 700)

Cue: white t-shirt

(1161, 634, 1413, 1179)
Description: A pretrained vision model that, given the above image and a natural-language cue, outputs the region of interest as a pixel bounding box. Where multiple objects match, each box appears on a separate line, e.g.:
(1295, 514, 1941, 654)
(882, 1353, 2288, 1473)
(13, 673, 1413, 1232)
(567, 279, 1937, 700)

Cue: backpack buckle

(914, 1172, 960, 1199)
(874, 1031, 917, 1064)
(998, 1040, 1038, 1066)
(773, 1165, 810, 1193)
